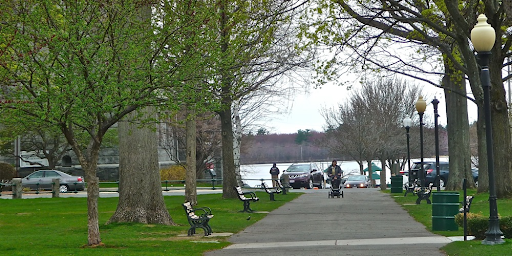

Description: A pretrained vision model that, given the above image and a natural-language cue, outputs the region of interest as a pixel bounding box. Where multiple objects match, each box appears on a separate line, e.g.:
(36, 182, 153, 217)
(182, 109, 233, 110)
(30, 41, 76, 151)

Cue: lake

(240, 157, 448, 187)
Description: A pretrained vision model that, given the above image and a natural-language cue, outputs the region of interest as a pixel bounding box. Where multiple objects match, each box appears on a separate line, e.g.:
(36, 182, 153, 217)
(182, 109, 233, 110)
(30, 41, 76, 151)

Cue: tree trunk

(380, 159, 387, 190)
(489, 58, 512, 198)
(108, 107, 174, 225)
(366, 160, 374, 187)
(233, 100, 243, 186)
(185, 109, 197, 205)
(219, 107, 237, 199)
(86, 174, 102, 246)
(66, 136, 103, 246)
(442, 63, 473, 191)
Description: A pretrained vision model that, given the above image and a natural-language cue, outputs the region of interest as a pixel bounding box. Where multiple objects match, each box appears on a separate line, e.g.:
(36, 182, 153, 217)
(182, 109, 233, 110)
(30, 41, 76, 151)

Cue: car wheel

(433, 177, 446, 189)
(318, 180, 324, 189)
(59, 185, 69, 193)
(439, 178, 446, 189)
(307, 179, 314, 189)
(474, 179, 478, 187)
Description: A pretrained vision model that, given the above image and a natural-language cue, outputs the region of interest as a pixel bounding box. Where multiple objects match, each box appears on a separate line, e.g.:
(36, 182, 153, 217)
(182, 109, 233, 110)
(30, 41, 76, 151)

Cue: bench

(459, 196, 474, 213)
(182, 201, 214, 236)
(234, 186, 259, 212)
(415, 183, 433, 205)
(261, 182, 281, 201)
(403, 181, 417, 197)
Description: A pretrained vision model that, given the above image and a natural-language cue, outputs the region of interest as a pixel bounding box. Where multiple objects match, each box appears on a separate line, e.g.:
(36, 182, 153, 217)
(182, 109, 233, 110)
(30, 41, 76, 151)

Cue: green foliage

(0, 162, 15, 180)
(256, 128, 268, 135)
(499, 216, 512, 239)
(160, 165, 186, 181)
(454, 212, 488, 239)
(295, 129, 311, 145)
(455, 213, 512, 239)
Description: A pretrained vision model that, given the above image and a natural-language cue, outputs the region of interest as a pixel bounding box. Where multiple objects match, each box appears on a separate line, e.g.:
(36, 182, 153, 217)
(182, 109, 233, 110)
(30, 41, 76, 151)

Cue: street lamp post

(432, 97, 441, 192)
(471, 14, 504, 245)
(415, 96, 429, 204)
(403, 117, 412, 190)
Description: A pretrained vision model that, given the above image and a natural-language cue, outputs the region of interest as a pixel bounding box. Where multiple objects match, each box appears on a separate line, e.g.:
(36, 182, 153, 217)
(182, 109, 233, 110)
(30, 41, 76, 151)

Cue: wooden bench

(182, 201, 214, 236)
(459, 196, 474, 213)
(261, 182, 281, 201)
(234, 186, 259, 212)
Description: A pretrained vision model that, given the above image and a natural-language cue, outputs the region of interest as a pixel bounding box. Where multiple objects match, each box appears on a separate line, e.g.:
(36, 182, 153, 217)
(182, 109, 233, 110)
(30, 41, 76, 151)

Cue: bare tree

(322, 77, 422, 189)
(212, 0, 314, 198)
(307, 0, 510, 194)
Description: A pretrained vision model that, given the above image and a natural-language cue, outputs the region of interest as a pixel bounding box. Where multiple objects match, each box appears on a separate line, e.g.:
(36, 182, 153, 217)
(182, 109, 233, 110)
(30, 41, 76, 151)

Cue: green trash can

(432, 191, 460, 231)
(390, 175, 403, 193)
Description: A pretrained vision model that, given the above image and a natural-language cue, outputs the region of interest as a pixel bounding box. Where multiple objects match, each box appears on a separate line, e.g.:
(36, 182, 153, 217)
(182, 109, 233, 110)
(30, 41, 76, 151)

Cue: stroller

(328, 177, 344, 198)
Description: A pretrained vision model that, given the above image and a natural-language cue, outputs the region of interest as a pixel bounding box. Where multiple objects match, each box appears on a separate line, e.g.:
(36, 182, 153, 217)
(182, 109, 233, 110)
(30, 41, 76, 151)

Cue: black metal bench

(415, 183, 433, 204)
(182, 201, 214, 236)
(459, 196, 474, 213)
(234, 186, 259, 212)
(261, 182, 281, 201)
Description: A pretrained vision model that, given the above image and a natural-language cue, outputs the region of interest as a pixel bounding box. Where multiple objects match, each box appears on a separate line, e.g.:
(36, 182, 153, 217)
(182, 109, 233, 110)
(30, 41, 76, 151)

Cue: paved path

(206, 188, 451, 256)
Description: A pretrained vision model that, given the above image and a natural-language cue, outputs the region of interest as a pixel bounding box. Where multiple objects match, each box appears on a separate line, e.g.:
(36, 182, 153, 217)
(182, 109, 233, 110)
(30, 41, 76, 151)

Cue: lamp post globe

(470, 13, 504, 245)
(403, 117, 412, 187)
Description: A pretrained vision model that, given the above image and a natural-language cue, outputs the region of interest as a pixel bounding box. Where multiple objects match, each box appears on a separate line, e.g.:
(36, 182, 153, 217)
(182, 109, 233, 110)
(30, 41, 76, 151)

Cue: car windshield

(347, 175, 366, 181)
(286, 164, 309, 172)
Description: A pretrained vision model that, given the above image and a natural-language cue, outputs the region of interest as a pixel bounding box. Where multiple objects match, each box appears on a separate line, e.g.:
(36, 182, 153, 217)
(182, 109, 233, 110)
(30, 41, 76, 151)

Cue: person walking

(269, 163, 280, 188)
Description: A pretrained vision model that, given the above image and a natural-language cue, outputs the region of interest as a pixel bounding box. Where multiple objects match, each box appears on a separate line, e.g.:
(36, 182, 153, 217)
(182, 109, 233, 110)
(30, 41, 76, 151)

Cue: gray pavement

(206, 188, 452, 256)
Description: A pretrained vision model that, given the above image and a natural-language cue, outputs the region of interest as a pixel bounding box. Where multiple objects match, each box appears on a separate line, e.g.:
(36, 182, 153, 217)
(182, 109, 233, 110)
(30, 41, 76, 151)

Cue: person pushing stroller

(327, 160, 343, 198)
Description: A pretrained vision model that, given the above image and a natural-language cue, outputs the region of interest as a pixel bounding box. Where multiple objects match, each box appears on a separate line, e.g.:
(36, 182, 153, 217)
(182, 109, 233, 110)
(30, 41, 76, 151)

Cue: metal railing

(0, 178, 227, 199)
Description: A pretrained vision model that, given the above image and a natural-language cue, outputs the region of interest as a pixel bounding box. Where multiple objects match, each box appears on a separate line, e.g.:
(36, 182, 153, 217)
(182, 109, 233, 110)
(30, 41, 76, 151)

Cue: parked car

(408, 161, 478, 188)
(282, 163, 324, 189)
(343, 175, 371, 188)
(22, 170, 85, 193)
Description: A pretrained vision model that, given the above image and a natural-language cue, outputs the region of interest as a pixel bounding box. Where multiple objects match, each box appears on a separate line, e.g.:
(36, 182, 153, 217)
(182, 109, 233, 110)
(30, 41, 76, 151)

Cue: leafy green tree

(295, 129, 311, 145)
(257, 128, 269, 136)
(0, 0, 207, 246)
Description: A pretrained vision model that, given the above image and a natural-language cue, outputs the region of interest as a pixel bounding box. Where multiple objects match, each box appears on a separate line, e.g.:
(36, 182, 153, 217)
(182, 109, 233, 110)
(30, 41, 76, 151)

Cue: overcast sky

(267, 82, 479, 134)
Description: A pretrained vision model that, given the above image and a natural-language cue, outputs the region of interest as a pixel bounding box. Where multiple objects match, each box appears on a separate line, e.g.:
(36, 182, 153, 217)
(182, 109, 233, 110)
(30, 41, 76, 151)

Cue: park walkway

(206, 188, 452, 256)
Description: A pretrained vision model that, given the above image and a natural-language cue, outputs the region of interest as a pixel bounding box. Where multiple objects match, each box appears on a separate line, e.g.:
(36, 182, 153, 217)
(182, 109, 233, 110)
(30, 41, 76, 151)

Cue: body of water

(240, 158, 449, 188)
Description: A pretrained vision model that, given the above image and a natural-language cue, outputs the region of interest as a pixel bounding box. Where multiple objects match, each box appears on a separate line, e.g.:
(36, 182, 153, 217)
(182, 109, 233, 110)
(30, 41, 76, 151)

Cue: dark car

(409, 161, 478, 188)
(343, 175, 371, 188)
(282, 163, 325, 189)
(22, 170, 85, 193)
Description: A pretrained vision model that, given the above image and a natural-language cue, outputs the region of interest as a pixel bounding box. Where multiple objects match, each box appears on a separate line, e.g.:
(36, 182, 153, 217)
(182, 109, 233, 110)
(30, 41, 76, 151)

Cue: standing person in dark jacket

(327, 160, 343, 189)
(269, 163, 280, 188)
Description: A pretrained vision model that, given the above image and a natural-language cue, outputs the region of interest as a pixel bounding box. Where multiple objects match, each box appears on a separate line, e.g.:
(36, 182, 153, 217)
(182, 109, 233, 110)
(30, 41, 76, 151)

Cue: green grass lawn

(387, 189, 512, 255)
(0, 191, 301, 255)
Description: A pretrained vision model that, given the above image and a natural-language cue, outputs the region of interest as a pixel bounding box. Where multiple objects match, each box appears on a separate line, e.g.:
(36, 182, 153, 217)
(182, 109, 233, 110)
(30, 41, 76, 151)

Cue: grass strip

(0, 191, 301, 255)
(386, 189, 512, 255)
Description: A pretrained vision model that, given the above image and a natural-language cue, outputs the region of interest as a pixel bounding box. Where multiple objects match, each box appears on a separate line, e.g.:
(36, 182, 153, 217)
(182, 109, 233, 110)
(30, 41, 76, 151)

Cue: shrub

(0, 162, 16, 181)
(455, 212, 488, 239)
(499, 216, 512, 239)
(160, 165, 186, 181)
(455, 212, 512, 239)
